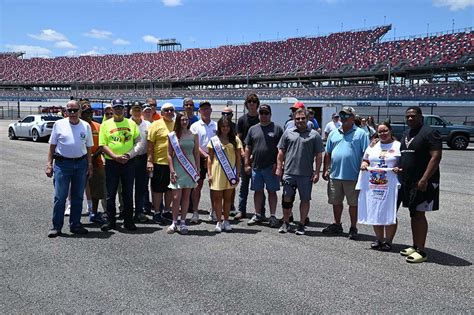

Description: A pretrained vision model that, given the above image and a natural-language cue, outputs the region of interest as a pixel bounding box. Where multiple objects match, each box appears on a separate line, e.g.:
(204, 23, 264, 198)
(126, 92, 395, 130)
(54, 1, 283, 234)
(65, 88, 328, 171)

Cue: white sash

(168, 132, 199, 183)
(210, 136, 238, 185)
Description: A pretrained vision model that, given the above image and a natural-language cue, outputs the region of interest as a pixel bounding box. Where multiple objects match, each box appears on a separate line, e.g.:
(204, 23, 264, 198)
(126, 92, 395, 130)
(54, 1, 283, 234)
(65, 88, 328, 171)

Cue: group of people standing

(45, 94, 442, 264)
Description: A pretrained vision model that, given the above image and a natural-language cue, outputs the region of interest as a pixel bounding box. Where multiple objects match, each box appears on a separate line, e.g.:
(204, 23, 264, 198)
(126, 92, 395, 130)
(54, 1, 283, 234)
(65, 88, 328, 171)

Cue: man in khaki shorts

(322, 107, 369, 239)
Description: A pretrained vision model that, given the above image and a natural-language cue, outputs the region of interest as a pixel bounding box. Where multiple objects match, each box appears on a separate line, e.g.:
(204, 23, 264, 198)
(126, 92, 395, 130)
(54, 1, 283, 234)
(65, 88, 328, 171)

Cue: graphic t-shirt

(99, 118, 140, 160)
(245, 122, 284, 169)
(49, 118, 93, 158)
(356, 140, 401, 225)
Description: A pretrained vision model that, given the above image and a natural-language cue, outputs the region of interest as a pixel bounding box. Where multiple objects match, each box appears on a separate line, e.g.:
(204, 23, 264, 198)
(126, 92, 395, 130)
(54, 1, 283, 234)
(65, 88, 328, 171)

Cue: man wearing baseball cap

(99, 98, 141, 231)
(284, 101, 315, 131)
(324, 112, 341, 140)
(322, 106, 369, 240)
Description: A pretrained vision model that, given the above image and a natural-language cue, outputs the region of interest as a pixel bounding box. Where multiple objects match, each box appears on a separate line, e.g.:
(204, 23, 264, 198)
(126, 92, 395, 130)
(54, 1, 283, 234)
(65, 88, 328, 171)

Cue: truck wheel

(449, 135, 469, 150)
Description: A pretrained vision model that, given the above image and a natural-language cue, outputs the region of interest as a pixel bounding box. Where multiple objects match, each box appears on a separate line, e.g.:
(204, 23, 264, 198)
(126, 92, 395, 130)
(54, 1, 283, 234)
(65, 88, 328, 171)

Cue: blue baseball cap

(112, 99, 124, 107)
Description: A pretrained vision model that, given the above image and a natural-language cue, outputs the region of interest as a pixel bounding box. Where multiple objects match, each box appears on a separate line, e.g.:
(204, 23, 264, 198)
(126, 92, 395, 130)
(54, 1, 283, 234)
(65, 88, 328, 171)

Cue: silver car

(8, 114, 63, 142)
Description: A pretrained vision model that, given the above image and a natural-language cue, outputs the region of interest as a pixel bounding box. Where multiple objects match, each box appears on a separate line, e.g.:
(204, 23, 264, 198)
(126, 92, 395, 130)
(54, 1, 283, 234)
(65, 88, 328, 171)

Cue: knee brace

(281, 180, 297, 209)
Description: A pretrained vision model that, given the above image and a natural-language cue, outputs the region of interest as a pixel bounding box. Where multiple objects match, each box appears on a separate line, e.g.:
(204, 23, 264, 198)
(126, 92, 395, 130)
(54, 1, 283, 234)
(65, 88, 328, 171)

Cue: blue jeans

(134, 154, 147, 216)
(238, 160, 266, 215)
(52, 158, 88, 230)
(105, 159, 135, 224)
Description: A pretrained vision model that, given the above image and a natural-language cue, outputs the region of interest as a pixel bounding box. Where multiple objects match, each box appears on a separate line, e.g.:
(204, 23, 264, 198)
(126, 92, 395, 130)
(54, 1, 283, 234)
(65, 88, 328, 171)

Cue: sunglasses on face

(184, 103, 194, 107)
(222, 112, 232, 116)
(295, 117, 306, 121)
(339, 113, 352, 119)
(67, 108, 80, 114)
(113, 106, 124, 110)
(259, 111, 270, 115)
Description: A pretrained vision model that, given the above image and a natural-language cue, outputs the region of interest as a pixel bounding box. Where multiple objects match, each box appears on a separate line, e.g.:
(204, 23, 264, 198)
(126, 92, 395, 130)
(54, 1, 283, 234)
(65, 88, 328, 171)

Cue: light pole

(385, 60, 391, 119)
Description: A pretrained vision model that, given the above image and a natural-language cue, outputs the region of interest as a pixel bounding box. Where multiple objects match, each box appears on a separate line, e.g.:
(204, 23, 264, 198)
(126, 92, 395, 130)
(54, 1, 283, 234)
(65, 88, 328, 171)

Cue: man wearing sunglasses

(45, 100, 93, 237)
(146, 97, 161, 121)
(244, 105, 284, 228)
(322, 106, 369, 240)
(147, 102, 175, 223)
(276, 108, 324, 235)
(99, 99, 141, 231)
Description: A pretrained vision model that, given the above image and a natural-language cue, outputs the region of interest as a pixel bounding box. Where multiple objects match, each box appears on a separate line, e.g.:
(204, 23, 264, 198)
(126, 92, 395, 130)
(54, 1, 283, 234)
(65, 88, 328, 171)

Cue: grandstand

(0, 25, 472, 101)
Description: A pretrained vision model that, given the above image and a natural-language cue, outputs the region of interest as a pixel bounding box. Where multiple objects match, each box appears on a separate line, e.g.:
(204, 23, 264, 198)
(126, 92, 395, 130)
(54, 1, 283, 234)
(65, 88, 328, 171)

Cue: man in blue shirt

(322, 106, 369, 240)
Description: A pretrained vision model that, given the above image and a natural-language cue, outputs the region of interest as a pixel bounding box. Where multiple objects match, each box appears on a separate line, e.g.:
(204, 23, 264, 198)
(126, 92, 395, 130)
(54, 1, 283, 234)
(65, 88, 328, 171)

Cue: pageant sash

(210, 136, 238, 185)
(168, 132, 199, 183)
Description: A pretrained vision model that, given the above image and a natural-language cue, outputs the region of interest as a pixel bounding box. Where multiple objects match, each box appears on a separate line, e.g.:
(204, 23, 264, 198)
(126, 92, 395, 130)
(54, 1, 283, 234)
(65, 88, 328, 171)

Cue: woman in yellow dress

(207, 117, 241, 233)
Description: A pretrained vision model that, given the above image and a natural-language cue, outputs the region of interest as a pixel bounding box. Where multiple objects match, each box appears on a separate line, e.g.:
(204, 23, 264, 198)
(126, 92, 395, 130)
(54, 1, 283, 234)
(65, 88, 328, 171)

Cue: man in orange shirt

(80, 101, 107, 224)
(146, 97, 162, 121)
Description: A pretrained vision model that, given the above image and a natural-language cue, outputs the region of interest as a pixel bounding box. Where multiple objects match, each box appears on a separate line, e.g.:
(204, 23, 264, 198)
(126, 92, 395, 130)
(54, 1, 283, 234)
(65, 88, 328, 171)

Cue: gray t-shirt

(245, 122, 284, 170)
(277, 127, 324, 176)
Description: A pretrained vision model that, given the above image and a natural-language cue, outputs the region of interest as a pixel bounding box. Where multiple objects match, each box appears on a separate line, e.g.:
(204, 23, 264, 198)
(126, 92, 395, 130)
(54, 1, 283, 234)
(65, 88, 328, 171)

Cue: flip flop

(406, 250, 427, 263)
(400, 246, 417, 257)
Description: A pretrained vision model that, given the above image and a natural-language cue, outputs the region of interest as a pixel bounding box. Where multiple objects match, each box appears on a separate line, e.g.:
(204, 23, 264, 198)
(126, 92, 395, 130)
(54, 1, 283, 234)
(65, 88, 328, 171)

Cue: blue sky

(0, 0, 473, 58)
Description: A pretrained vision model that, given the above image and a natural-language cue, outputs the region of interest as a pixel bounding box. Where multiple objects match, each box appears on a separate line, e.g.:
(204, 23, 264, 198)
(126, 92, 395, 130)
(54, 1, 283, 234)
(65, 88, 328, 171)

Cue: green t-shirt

(99, 118, 140, 159)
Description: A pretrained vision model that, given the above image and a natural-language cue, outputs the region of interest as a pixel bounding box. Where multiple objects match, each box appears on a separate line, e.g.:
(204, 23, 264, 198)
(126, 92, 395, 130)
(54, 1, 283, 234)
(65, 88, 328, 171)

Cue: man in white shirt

(45, 100, 93, 237)
(189, 101, 217, 223)
(324, 112, 342, 139)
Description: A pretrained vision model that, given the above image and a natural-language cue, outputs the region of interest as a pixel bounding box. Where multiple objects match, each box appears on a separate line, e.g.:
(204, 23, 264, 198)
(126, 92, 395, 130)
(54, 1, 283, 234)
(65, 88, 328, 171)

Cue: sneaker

(100, 221, 116, 232)
(348, 226, 358, 240)
(279, 221, 290, 234)
(322, 223, 343, 235)
(167, 224, 177, 234)
(223, 220, 232, 232)
(295, 223, 305, 235)
(153, 212, 163, 223)
(209, 210, 217, 223)
(214, 222, 222, 233)
(70, 225, 88, 235)
(234, 211, 246, 220)
(124, 222, 137, 231)
(380, 242, 392, 252)
(64, 205, 71, 216)
(47, 229, 61, 238)
(90, 212, 107, 224)
(136, 213, 149, 223)
(371, 240, 382, 250)
(191, 212, 200, 224)
(180, 224, 189, 234)
(247, 214, 263, 226)
(268, 216, 279, 228)
(161, 211, 173, 222)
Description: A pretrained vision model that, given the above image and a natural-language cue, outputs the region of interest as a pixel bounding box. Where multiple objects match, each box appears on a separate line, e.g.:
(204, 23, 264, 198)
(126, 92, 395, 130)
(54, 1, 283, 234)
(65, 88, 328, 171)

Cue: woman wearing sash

(358, 122, 401, 251)
(167, 113, 200, 234)
(207, 117, 242, 233)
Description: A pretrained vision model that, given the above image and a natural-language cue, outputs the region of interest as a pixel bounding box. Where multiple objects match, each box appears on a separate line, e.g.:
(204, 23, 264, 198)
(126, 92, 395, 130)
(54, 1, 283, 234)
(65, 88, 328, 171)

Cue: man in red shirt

(146, 97, 161, 121)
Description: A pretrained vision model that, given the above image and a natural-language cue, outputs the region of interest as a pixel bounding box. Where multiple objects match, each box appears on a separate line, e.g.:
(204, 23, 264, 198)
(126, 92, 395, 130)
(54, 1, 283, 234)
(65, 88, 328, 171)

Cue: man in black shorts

(398, 106, 442, 263)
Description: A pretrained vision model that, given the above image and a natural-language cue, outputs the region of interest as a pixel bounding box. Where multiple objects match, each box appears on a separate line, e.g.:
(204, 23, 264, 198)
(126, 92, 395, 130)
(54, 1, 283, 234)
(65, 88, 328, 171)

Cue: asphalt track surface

(1, 119, 472, 313)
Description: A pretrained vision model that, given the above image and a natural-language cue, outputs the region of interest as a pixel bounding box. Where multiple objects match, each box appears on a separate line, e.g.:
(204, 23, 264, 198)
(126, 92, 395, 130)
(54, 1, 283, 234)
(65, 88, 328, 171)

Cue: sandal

(370, 240, 382, 250)
(406, 250, 427, 263)
(380, 242, 392, 252)
(400, 246, 417, 257)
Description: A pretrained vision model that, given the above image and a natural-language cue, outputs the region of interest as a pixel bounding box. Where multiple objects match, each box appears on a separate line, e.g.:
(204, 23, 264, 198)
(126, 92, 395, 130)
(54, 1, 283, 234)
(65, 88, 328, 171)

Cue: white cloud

(433, 0, 474, 10)
(162, 0, 182, 6)
(142, 35, 160, 43)
(83, 29, 113, 39)
(55, 41, 77, 49)
(28, 29, 67, 42)
(5, 44, 51, 58)
(113, 38, 130, 45)
(80, 46, 106, 56)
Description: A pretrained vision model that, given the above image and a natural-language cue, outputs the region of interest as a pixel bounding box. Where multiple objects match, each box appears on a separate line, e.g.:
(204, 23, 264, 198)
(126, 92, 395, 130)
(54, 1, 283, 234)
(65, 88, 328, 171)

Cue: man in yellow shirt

(147, 102, 175, 223)
(99, 99, 141, 231)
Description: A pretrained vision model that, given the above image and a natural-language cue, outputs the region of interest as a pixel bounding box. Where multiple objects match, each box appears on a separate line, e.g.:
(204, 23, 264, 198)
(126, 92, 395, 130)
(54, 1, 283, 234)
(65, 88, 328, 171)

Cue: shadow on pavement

(62, 231, 114, 239)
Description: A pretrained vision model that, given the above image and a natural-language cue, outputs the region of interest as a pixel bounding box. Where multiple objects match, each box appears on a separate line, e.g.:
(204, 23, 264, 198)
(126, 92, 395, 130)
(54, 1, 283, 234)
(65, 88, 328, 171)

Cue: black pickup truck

(391, 115, 474, 150)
